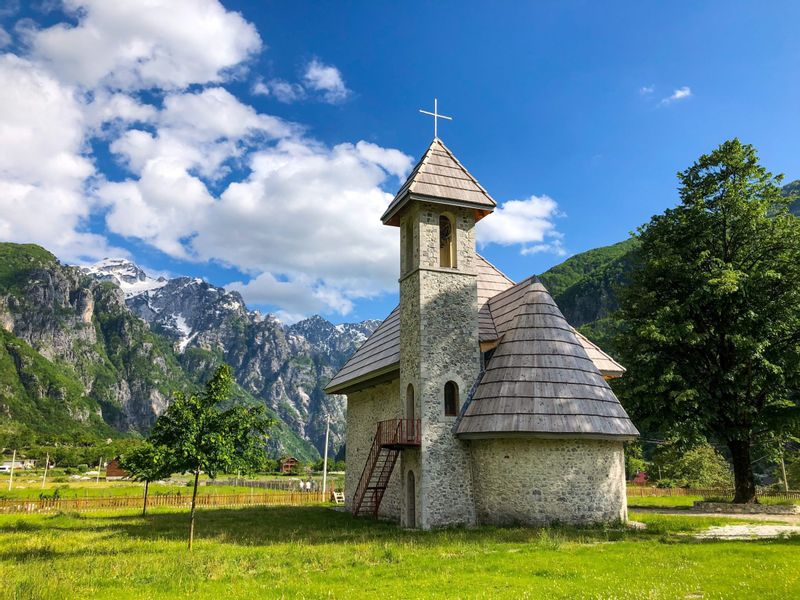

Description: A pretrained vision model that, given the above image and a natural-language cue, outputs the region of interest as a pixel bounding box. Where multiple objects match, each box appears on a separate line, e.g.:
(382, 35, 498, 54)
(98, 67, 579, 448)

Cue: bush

(651, 443, 732, 488)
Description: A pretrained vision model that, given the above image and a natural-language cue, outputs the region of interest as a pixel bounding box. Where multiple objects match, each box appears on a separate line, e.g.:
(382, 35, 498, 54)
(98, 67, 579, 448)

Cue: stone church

(325, 138, 638, 529)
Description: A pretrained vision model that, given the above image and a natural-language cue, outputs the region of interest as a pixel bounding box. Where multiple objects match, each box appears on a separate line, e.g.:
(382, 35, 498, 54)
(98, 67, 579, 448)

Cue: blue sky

(1, 1, 798, 323)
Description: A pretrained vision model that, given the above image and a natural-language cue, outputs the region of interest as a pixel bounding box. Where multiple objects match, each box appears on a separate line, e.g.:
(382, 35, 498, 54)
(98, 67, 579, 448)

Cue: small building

(279, 457, 299, 474)
(325, 138, 638, 529)
(0, 458, 36, 471)
(105, 458, 129, 480)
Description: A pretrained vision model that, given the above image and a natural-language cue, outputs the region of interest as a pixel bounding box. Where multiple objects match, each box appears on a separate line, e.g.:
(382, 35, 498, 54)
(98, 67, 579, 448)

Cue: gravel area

(694, 524, 800, 540)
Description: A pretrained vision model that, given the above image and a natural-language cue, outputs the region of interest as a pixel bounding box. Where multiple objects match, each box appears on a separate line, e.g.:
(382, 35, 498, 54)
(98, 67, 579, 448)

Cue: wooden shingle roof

(324, 307, 400, 393)
(455, 278, 638, 439)
(381, 138, 496, 226)
(324, 258, 625, 394)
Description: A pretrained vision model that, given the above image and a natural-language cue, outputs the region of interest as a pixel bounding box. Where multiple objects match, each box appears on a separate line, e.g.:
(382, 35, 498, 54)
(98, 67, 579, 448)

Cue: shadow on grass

(4, 506, 800, 550)
(100, 506, 800, 547)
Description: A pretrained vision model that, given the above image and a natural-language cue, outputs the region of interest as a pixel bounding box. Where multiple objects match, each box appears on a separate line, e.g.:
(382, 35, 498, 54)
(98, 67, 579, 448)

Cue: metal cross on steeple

(419, 98, 452, 140)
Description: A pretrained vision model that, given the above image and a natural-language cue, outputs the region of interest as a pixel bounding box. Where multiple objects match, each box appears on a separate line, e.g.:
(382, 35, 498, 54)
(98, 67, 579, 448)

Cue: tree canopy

(119, 441, 172, 516)
(149, 364, 273, 547)
(616, 139, 800, 502)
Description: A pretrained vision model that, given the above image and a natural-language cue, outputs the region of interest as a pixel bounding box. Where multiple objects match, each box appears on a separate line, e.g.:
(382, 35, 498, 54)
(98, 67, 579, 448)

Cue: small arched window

(444, 381, 459, 416)
(439, 215, 456, 268)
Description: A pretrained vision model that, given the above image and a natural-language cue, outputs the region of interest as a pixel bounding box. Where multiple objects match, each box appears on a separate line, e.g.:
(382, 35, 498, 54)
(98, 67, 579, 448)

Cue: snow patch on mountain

(82, 258, 167, 299)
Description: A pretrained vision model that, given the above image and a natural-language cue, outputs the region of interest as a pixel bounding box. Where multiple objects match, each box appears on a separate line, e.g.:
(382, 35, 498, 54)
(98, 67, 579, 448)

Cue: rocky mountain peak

(82, 258, 167, 298)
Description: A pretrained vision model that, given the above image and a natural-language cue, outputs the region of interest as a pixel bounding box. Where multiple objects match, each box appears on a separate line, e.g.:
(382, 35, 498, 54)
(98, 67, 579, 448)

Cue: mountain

(0, 244, 378, 460)
(538, 238, 638, 351)
(81, 258, 379, 454)
(540, 180, 800, 351)
(781, 179, 800, 216)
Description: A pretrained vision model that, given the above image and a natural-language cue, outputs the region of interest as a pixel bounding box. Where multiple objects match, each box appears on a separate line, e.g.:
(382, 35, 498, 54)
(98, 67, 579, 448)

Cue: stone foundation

(469, 438, 628, 525)
(693, 501, 800, 515)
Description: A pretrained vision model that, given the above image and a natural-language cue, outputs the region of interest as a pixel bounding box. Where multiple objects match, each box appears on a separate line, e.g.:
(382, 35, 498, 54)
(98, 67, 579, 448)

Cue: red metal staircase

(352, 418, 420, 518)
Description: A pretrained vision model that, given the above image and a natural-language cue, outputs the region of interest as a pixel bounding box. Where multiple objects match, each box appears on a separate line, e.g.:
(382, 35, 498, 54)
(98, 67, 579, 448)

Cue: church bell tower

(381, 136, 496, 528)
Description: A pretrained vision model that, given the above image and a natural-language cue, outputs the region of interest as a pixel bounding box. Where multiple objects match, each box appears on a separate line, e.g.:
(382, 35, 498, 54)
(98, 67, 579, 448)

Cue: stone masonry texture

(345, 201, 629, 529)
(469, 438, 628, 525)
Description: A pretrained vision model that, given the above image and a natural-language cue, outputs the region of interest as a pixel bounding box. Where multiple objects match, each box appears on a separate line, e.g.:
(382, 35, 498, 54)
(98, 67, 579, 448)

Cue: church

(325, 136, 639, 529)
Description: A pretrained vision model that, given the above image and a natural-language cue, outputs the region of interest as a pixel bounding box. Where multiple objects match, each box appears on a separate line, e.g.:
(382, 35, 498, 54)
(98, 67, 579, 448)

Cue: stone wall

(469, 438, 628, 525)
(344, 379, 402, 519)
(399, 202, 481, 529)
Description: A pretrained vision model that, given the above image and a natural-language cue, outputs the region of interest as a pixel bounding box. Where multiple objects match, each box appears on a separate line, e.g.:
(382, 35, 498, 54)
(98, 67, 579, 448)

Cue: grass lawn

(627, 495, 800, 509)
(626, 495, 700, 508)
(0, 507, 798, 599)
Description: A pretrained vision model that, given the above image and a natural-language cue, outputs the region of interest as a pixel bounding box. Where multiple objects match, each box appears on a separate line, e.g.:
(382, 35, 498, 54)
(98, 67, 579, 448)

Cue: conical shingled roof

(455, 278, 638, 439)
(381, 138, 496, 226)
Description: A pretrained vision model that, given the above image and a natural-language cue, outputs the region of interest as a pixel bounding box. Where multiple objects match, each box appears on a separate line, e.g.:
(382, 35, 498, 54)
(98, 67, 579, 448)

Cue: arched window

(406, 383, 415, 420)
(404, 220, 414, 273)
(444, 381, 459, 416)
(439, 215, 456, 268)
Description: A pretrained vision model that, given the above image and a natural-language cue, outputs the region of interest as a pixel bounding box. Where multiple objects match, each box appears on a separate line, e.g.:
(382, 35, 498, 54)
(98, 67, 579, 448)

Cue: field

(1, 506, 798, 599)
(0, 473, 344, 501)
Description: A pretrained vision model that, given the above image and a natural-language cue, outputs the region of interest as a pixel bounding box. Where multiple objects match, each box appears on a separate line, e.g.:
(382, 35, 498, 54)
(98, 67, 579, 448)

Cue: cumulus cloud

(0, 0, 560, 319)
(0, 26, 10, 48)
(659, 86, 692, 106)
(476, 195, 565, 255)
(27, 0, 261, 90)
(251, 58, 350, 104)
(192, 139, 411, 312)
(0, 54, 117, 261)
(303, 59, 350, 103)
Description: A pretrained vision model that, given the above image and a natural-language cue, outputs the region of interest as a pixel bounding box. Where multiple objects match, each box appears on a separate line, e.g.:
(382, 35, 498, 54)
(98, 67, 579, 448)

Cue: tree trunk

(728, 439, 757, 503)
(142, 480, 149, 517)
(188, 469, 200, 550)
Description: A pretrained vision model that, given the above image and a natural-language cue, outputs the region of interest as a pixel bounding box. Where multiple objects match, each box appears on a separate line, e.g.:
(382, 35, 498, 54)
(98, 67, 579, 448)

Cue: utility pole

(322, 415, 330, 499)
(780, 451, 790, 493)
(41, 452, 50, 490)
(7, 449, 15, 491)
(96, 457, 103, 484)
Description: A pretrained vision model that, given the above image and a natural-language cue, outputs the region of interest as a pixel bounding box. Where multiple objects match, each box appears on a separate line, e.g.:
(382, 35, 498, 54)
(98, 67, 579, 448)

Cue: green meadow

(1, 506, 798, 599)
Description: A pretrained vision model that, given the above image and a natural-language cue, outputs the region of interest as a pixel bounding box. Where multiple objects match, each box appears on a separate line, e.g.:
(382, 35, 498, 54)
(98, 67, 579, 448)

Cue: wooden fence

(0, 491, 325, 514)
(626, 486, 800, 501)
(212, 479, 299, 491)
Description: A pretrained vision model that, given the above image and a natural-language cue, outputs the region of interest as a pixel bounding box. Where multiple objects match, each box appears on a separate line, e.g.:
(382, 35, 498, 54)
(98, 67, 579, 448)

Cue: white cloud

(83, 91, 157, 130)
(303, 59, 350, 103)
(266, 78, 306, 103)
(476, 195, 565, 255)
(0, 54, 118, 261)
(0, 0, 559, 320)
(28, 0, 261, 90)
(639, 84, 654, 95)
(659, 86, 692, 106)
(251, 77, 270, 96)
(0, 26, 11, 48)
(191, 139, 411, 314)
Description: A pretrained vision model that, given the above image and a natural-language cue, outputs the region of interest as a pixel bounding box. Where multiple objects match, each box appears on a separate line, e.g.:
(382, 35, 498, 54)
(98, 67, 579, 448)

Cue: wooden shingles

(455, 279, 638, 439)
(381, 139, 496, 226)
(324, 307, 400, 393)
(325, 257, 626, 393)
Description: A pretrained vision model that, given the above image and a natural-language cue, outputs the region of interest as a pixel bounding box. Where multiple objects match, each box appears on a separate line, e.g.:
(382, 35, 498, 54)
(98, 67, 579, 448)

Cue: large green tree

(616, 139, 800, 503)
(149, 365, 272, 549)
